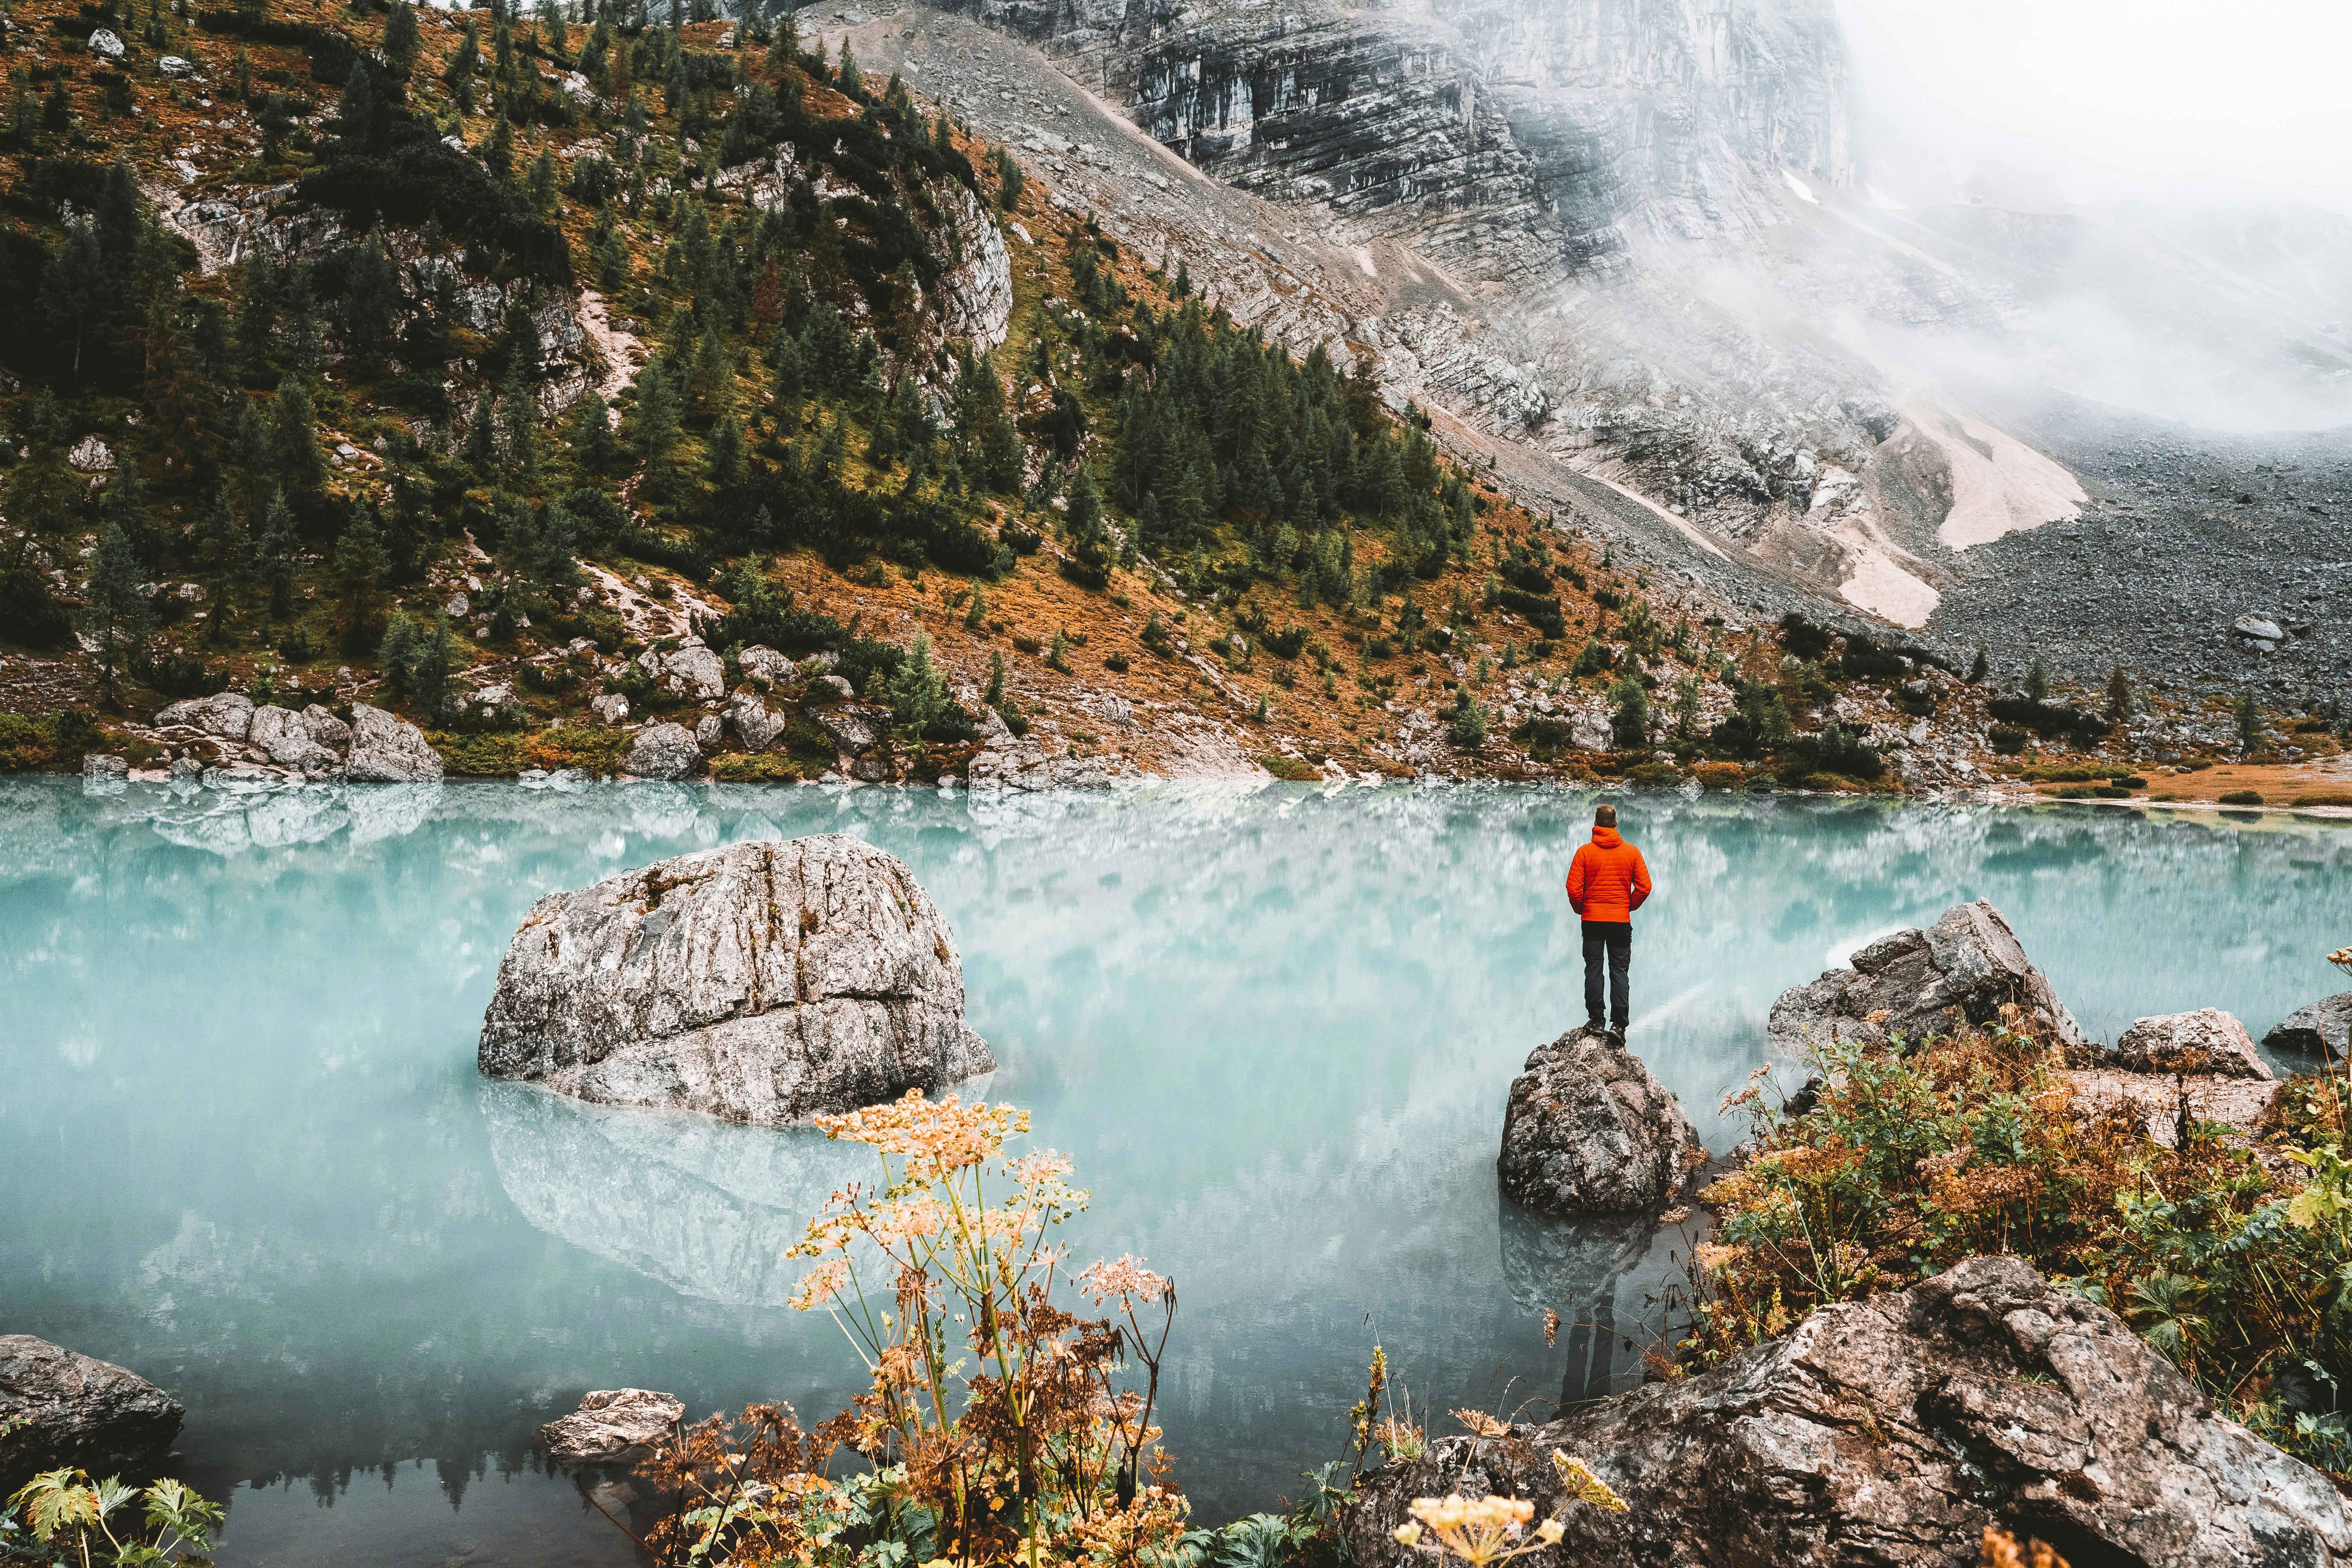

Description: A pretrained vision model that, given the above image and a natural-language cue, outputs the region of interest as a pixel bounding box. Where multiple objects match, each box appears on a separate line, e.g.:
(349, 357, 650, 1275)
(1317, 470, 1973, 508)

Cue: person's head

(1594, 804, 1617, 829)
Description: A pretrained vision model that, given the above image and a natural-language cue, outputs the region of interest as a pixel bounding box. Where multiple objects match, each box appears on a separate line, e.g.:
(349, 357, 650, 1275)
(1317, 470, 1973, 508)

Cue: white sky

(1835, 1, 2352, 215)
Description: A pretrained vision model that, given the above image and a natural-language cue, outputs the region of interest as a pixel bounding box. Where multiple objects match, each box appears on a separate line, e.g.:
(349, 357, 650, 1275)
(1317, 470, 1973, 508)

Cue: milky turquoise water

(4, 777, 2348, 1565)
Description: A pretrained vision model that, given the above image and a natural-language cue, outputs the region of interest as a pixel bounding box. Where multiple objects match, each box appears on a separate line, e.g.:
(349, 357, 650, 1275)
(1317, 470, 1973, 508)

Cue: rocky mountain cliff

(899, 0, 2352, 698)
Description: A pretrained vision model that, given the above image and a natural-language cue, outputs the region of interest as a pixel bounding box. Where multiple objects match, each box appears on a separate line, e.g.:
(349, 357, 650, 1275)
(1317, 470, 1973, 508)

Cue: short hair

(1594, 804, 1617, 827)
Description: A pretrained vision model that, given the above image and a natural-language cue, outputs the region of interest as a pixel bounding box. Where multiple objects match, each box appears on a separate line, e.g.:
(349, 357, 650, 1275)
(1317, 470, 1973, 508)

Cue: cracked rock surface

(477, 836, 993, 1124)
(1496, 1026, 1702, 1214)
(1344, 1255, 2352, 1568)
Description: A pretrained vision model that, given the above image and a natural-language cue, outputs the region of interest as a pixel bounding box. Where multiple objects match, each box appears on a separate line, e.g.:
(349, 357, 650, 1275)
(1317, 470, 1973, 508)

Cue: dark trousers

(1583, 921, 1632, 1030)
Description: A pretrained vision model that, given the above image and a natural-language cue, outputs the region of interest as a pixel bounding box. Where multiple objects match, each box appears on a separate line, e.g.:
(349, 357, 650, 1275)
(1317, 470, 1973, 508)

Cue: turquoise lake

(4, 777, 2348, 1566)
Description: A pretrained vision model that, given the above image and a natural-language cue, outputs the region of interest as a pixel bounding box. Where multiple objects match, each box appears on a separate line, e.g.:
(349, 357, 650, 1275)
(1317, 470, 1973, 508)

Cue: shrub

(426, 730, 524, 775)
(1449, 691, 1488, 750)
(619, 1094, 1187, 1566)
(1781, 725, 1882, 782)
(1693, 760, 1745, 791)
(1627, 761, 1680, 789)
(708, 753, 802, 782)
(1988, 724, 2029, 755)
(2220, 789, 2263, 806)
(1103, 651, 1131, 673)
(2293, 791, 2352, 808)
(1691, 1021, 2352, 1476)
(1260, 753, 1319, 782)
(1743, 770, 1779, 793)
(522, 728, 630, 774)
(1495, 586, 1565, 640)
(1778, 610, 1833, 661)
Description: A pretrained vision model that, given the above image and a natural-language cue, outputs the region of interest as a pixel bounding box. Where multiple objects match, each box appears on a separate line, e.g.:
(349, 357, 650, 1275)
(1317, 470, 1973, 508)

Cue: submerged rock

(1497, 1027, 1703, 1213)
(2265, 994, 2352, 1061)
(1767, 899, 2082, 1054)
(1344, 1255, 2352, 1568)
(2110, 1007, 2271, 1080)
(538, 1388, 684, 1466)
(344, 704, 444, 783)
(0, 1336, 185, 1493)
(477, 836, 994, 1124)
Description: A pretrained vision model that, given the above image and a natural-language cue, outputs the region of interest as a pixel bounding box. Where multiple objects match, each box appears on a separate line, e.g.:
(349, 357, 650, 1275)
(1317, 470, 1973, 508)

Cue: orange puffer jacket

(1566, 827, 1652, 924)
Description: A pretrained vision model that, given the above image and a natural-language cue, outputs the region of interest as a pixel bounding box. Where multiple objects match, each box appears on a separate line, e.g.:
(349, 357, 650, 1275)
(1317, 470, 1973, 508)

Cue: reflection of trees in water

(1497, 1205, 1661, 1416)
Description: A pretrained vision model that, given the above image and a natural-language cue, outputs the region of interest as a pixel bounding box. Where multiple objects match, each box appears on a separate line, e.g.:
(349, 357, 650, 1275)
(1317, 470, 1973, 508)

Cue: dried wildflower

(1980, 1525, 2069, 1568)
(1541, 1308, 1560, 1348)
(1078, 1254, 1169, 1304)
(1401, 1494, 1538, 1567)
(1552, 1451, 1628, 1512)
(1658, 1205, 1693, 1225)
(1452, 1408, 1510, 1438)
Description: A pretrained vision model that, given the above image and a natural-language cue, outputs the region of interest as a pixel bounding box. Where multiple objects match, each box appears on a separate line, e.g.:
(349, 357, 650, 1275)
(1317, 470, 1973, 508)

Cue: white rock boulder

(154, 691, 255, 741)
(476, 836, 995, 1124)
(536, 1388, 684, 1466)
(345, 704, 445, 782)
(626, 721, 699, 779)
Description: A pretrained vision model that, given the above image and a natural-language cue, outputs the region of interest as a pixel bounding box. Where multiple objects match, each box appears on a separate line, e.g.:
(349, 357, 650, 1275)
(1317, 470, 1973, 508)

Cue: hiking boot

(1584, 1017, 1608, 1037)
(1605, 1027, 1627, 1048)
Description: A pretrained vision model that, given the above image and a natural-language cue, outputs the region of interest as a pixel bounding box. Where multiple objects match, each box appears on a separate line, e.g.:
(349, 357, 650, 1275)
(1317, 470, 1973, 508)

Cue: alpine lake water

(5, 775, 2349, 1566)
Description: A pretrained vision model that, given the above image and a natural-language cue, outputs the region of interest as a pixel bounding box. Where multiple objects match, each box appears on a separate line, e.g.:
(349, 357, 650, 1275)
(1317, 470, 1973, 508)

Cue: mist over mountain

(903, 0, 2350, 689)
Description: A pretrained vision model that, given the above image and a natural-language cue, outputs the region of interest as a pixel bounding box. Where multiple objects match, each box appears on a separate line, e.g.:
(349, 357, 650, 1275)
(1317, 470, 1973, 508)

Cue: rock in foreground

(537, 1388, 684, 1465)
(478, 836, 993, 1124)
(2266, 994, 2352, 1062)
(2110, 1007, 2271, 1080)
(1768, 899, 2082, 1054)
(0, 1336, 185, 1493)
(1497, 1027, 1703, 1213)
(1345, 1256, 2352, 1568)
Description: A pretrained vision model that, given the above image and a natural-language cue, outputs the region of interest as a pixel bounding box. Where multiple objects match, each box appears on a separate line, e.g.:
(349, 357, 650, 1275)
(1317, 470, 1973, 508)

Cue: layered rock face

(1344, 1256, 2352, 1568)
(1497, 1027, 1702, 1212)
(478, 836, 994, 1124)
(0, 1337, 185, 1493)
(1768, 900, 2083, 1054)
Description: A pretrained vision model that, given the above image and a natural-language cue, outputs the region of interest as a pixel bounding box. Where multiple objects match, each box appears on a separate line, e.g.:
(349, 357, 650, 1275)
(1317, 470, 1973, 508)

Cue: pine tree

(2024, 656, 2048, 703)
(271, 373, 326, 493)
(194, 488, 250, 640)
(332, 509, 390, 651)
(383, 2, 420, 78)
(2235, 692, 2263, 756)
(984, 650, 1005, 709)
(964, 585, 987, 629)
(377, 609, 422, 700)
(1966, 645, 1989, 684)
(81, 517, 154, 698)
(256, 489, 299, 617)
(447, 18, 481, 113)
(1609, 674, 1650, 750)
(2103, 664, 2131, 730)
(410, 611, 458, 721)
(888, 632, 949, 742)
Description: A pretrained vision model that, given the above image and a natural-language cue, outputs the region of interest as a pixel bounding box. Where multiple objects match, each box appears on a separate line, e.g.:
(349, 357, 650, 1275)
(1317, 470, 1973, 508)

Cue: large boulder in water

(1344, 1255, 2352, 1568)
(1768, 899, 2082, 1054)
(0, 1336, 185, 1492)
(1497, 1027, 1703, 1213)
(2266, 994, 2352, 1062)
(477, 836, 994, 1124)
(537, 1388, 684, 1466)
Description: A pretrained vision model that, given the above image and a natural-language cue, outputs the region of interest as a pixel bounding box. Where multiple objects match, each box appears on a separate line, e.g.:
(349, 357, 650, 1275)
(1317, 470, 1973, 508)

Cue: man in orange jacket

(1564, 803, 1651, 1040)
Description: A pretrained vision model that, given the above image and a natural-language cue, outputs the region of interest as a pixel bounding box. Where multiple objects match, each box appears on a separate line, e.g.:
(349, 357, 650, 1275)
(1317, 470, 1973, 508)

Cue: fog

(1829, 1, 2352, 433)
(1838, 0, 2352, 216)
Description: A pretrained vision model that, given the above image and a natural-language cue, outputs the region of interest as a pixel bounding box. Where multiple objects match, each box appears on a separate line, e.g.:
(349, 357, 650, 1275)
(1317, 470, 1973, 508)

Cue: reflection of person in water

(1497, 1207, 1657, 1413)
